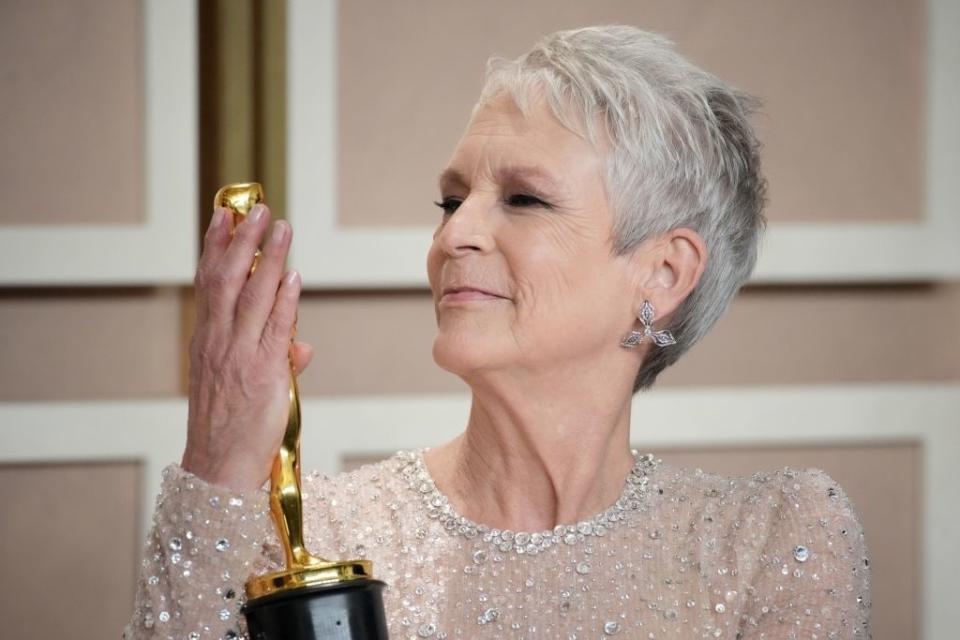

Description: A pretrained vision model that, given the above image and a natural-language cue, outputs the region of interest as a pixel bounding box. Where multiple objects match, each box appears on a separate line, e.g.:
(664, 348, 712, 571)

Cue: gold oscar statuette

(213, 183, 388, 639)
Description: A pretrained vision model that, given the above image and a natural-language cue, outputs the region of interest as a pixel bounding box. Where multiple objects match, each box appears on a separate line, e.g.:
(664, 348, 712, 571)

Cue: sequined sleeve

(122, 464, 281, 640)
(741, 468, 872, 639)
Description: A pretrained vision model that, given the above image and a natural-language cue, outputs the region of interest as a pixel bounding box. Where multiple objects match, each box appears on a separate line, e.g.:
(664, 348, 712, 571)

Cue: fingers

(259, 268, 302, 359)
(194, 202, 303, 368)
(194, 207, 232, 324)
(205, 203, 272, 327)
(233, 214, 293, 343)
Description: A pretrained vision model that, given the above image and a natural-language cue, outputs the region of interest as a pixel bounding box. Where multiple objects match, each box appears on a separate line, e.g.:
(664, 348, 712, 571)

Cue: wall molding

(0, 382, 957, 637)
(286, 0, 960, 287)
(0, 0, 198, 285)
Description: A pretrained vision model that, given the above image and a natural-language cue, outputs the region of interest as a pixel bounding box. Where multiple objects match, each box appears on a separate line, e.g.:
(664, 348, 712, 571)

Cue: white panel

(286, 0, 960, 287)
(0, 0, 198, 285)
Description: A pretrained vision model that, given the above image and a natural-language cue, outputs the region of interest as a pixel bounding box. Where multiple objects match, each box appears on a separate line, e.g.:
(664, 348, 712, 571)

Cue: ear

(631, 228, 707, 322)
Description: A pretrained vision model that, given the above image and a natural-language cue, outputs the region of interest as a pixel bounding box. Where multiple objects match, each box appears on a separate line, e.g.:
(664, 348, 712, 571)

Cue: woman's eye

(433, 197, 462, 216)
(506, 194, 549, 208)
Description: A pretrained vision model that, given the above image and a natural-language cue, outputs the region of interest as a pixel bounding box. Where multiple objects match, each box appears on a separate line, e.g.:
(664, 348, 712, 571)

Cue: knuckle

(261, 312, 289, 344)
(236, 283, 263, 310)
(261, 315, 280, 342)
(207, 268, 233, 293)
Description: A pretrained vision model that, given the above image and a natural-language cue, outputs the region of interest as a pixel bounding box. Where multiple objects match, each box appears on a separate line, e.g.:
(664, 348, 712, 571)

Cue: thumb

(290, 341, 314, 376)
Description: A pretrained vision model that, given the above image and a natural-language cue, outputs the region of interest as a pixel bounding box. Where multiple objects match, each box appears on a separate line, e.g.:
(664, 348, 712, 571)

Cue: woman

(125, 25, 871, 639)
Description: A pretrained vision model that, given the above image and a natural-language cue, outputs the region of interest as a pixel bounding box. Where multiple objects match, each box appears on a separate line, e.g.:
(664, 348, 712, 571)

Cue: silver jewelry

(401, 448, 660, 555)
(620, 299, 676, 348)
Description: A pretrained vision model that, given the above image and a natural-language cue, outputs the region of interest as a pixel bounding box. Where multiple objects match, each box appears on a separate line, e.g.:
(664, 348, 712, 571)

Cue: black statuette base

(242, 579, 389, 640)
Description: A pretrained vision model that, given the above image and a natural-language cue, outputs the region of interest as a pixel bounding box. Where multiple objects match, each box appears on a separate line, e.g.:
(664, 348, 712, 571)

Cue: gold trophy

(213, 183, 388, 639)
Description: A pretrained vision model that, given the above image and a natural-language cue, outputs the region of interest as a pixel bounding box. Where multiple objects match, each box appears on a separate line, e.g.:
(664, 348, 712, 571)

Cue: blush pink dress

(123, 449, 871, 639)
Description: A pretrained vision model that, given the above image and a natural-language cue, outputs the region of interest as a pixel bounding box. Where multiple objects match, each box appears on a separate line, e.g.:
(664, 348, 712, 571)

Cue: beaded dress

(123, 448, 871, 639)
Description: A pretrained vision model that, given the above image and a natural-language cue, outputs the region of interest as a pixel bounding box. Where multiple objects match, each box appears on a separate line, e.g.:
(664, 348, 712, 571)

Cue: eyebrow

(437, 168, 468, 192)
(437, 165, 567, 197)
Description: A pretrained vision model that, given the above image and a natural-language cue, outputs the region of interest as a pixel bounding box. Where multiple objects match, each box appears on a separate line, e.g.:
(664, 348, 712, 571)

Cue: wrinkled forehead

(439, 90, 607, 193)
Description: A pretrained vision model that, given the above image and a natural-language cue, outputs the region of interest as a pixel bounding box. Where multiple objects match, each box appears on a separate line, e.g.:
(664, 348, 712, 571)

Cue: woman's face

(426, 92, 645, 384)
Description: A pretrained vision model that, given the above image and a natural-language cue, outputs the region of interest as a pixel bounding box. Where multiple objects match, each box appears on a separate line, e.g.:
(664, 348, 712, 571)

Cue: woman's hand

(182, 203, 314, 491)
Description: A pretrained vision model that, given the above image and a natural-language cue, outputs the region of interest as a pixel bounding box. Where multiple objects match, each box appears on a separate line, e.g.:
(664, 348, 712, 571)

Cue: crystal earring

(620, 300, 676, 348)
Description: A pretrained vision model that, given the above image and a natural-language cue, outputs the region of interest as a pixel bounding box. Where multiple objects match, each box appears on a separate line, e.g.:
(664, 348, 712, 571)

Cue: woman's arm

(739, 468, 872, 639)
(122, 464, 281, 640)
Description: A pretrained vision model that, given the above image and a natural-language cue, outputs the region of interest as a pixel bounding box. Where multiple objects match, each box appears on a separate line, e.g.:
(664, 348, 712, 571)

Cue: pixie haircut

(474, 25, 768, 393)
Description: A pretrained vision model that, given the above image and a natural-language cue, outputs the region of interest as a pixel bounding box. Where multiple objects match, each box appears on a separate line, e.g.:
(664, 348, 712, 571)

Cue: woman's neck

(422, 369, 637, 532)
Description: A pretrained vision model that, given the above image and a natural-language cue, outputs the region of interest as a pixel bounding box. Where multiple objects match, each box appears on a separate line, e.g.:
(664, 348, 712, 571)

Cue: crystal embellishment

(620, 300, 676, 348)
(640, 299, 655, 325)
(124, 447, 871, 639)
(402, 449, 659, 555)
(477, 607, 501, 625)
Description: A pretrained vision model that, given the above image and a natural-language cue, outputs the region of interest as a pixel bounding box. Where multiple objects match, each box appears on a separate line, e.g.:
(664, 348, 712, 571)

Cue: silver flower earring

(620, 300, 676, 348)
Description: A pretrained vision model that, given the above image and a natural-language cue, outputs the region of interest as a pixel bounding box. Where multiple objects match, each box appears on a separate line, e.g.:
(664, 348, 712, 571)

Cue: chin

(431, 331, 503, 378)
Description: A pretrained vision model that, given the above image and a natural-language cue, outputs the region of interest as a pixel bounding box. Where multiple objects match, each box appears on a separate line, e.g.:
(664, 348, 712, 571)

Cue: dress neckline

(397, 447, 660, 555)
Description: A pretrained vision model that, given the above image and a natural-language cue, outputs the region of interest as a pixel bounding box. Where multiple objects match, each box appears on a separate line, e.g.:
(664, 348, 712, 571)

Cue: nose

(434, 196, 495, 257)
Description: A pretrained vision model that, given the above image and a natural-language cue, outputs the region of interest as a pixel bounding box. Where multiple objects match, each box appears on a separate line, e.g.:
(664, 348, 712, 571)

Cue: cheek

(512, 228, 593, 301)
(511, 245, 626, 337)
(517, 260, 570, 304)
(510, 254, 582, 334)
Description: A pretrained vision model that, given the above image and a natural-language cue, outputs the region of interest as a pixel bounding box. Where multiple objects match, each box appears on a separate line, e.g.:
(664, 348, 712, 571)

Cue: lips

(440, 286, 507, 302)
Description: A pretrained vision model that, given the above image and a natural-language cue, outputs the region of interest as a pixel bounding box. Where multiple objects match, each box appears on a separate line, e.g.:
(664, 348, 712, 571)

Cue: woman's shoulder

(661, 464, 870, 609)
(653, 457, 870, 571)
(652, 457, 871, 628)
(301, 449, 427, 519)
(303, 449, 416, 496)
(655, 456, 863, 519)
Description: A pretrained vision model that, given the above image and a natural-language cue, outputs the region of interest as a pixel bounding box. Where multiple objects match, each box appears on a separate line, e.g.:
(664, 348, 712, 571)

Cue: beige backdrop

(0, 1, 948, 639)
(338, 0, 924, 227)
(0, 0, 144, 226)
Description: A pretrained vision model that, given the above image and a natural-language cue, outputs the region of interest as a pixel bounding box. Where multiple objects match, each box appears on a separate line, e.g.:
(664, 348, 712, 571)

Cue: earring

(620, 300, 676, 348)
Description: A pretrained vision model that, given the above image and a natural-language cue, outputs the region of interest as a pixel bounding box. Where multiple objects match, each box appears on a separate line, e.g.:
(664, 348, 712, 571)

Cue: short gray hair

(474, 25, 768, 393)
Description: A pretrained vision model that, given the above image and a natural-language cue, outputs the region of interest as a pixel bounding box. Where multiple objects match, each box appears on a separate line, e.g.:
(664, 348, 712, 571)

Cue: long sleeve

(740, 468, 872, 639)
(122, 464, 281, 640)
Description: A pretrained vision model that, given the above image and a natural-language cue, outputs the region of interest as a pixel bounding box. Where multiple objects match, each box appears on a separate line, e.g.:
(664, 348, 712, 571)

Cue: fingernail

(249, 204, 266, 223)
(271, 220, 287, 244)
(285, 269, 300, 286)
